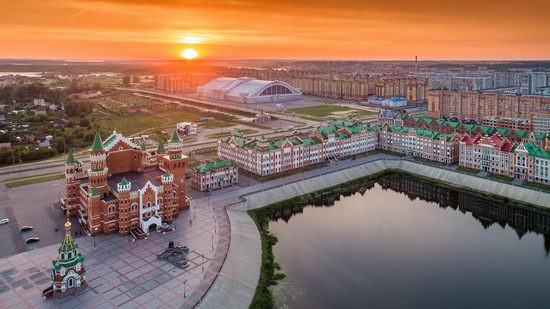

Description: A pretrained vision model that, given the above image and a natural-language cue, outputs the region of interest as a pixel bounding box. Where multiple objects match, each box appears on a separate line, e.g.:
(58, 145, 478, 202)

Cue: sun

(180, 48, 198, 60)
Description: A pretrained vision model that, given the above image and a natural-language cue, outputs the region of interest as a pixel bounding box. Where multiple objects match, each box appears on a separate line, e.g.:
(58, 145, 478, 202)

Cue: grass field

(93, 109, 205, 136)
(5, 173, 65, 188)
(94, 113, 166, 136)
(289, 104, 376, 118)
(201, 119, 236, 129)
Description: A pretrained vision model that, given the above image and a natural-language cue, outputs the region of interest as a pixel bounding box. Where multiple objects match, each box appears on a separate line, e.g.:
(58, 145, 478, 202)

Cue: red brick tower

(164, 131, 187, 210)
(64, 148, 82, 217)
(88, 132, 108, 196)
(160, 171, 175, 222)
(116, 177, 131, 235)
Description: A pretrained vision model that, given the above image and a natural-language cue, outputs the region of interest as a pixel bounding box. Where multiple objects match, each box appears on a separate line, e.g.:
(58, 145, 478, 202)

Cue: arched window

(157, 198, 163, 205)
(108, 205, 115, 214)
(260, 85, 292, 96)
(131, 203, 138, 212)
(67, 252, 72, 259)
(68, 277, 74, 288)
(146, 202, 151, 208)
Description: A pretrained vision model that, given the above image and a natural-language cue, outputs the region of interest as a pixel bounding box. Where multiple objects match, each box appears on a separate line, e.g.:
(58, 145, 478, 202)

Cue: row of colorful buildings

(217, 119, 550, 186)
(428, 90, 550, 133)
(155, 71, 429, 104)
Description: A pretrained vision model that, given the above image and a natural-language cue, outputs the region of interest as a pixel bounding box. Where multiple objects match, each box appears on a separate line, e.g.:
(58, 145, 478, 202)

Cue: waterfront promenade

(198, 155, 550, 308)
(2, 152, 549, 308)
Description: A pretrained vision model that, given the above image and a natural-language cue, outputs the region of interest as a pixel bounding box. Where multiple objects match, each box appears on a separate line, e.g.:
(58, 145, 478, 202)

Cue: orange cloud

(0, 0, 549, 60)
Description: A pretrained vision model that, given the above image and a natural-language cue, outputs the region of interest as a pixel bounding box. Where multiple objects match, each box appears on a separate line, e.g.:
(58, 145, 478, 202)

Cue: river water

(269, 174, 550, 309)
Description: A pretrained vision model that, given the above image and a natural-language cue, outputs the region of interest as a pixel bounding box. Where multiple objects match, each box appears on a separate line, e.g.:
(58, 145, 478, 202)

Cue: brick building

(67, 131, 189, 236)
(460, 133, 550, 185)
(191, 159, 238, 191)
(378, 125, 461, 164)
(217, 119, 379, 176)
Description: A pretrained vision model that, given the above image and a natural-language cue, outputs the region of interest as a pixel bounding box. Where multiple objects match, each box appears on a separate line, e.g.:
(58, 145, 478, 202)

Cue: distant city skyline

(1, 0, 549, 61)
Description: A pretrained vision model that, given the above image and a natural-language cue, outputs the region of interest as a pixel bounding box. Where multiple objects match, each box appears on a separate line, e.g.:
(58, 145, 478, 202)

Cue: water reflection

(269, 174, 550, 308)
(269, 174, 550, 255)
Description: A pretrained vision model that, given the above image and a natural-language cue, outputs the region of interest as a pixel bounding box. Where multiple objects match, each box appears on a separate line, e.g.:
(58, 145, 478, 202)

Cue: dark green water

(269, 174, 550, 309)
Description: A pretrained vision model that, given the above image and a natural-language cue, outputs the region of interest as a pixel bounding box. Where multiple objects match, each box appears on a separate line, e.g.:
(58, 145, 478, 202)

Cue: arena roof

(198, 77, 302, 102)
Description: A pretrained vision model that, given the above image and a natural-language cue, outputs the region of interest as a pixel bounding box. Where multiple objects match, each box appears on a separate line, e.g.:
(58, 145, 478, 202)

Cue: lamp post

(87, 231, 96, 248)
(184, 279, 187, 297)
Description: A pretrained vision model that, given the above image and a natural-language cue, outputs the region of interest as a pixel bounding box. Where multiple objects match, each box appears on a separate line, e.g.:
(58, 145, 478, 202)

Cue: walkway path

(196, 210, 261, 309)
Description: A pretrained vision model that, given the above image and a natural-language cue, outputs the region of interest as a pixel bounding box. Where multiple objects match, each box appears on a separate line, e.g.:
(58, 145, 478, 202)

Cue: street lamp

(184, 279, 187, 297)
(86, 232, 96, 248)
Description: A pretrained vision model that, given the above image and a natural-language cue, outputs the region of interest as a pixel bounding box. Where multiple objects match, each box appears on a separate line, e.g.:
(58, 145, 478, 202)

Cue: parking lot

(0, 178, 77, 258)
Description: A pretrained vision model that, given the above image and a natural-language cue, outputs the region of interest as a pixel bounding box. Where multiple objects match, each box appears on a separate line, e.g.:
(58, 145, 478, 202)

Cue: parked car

(25, 237, 40, 244)
(20, 226, 33, 232)
(0, 218, 9, 225)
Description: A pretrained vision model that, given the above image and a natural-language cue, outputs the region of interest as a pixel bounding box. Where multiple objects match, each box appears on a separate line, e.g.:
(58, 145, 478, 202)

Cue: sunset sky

(1, 0, 549, 61)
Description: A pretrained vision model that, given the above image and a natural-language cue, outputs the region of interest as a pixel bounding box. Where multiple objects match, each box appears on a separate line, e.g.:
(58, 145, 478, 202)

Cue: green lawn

(487, 174, 514, 183)
(5, 173, 65, 188)
(289, 104, 376, 118)
(93, 109, 204, 136)
(94, 113, 167, 136)
(456, 166, 479, 174)
(524, 182, 550, 193)
(201, 119, 237, 129)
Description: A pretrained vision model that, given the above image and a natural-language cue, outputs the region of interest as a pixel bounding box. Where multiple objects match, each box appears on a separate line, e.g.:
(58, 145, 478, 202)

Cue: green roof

(194, 160, 233, 174)
(157, 139, 166, 154)
(462, 124, 474, 132)
(119, 177, 129, 186)
(140, 142, 146, 151)
(90, 186, 100, 197)
(170, 131, 181, 143)
(65, 148, 75, 164)
(515, 129, 529, 138)
(163, 170, 172, 177)
(524, 142, 550, 160)
(59, 231, 77, 253)
(91, 131, 104, 152)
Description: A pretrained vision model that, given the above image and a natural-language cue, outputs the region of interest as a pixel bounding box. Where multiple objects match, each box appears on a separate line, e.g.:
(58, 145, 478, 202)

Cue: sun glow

(179, 36, 203, 44)
(180, 48, 198, 60)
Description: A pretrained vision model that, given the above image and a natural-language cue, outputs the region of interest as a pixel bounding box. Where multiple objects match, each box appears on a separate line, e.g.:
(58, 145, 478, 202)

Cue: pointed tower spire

(170, 131, 181, 144)
(157, 139, 166, 154)
(66, 147, 75, 165)
(91, 131, 104, 152)
(59, 217, 76, 253)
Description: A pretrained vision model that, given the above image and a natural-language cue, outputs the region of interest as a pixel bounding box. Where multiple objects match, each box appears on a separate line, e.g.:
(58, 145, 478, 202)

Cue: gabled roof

(194, 160, 234, 174)
(524, 142, 550, 159)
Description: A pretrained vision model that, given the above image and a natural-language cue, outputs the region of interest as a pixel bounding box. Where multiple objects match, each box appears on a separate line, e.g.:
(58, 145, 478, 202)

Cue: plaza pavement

(0, 152, 398, 308)
(0, 200, 230, 309)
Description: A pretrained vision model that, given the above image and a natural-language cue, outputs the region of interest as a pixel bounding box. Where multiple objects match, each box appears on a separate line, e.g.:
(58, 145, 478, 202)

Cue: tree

(132, 76, 140, 83)
(122, 76, 131, 87)
(79, 118, 90, 127)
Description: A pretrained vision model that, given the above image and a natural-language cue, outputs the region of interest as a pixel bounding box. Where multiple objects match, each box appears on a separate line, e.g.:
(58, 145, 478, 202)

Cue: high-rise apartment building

(428, 91, 550, 126)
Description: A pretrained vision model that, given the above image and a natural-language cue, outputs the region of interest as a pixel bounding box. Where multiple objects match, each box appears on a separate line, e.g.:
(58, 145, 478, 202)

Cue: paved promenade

(0, 201, 230, 309)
